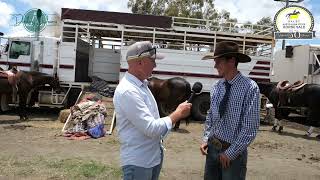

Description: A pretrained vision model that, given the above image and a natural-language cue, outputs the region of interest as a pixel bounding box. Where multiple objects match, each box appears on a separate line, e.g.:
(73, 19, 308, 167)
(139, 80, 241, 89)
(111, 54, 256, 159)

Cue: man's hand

(200, 143, 208, 155)
(219, 153, 231, 169)
(169, 101, 192, 124)
(176, 101, 192, 118)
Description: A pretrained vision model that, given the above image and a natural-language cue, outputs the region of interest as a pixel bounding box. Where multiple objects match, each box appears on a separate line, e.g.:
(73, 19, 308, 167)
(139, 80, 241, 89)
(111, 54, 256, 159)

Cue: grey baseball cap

(126, 41, 165, 61)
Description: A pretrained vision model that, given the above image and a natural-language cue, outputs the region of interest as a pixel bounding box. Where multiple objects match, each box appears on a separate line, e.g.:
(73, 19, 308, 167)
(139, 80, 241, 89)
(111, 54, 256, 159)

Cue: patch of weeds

(0, 156, 37, 176)
(44, 158, 122, 179)
(0, 156, 122, 179)
(105, 139, 119, 145)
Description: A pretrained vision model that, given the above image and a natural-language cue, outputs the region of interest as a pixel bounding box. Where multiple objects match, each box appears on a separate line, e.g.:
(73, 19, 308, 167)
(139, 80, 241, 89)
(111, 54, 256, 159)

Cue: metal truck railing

(61, 15, 274, 59)
(172, 16, 273, 36)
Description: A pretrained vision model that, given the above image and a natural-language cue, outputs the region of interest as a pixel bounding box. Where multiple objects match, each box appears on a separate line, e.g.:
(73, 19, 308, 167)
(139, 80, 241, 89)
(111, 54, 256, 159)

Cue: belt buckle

(211, 138, 222, 150)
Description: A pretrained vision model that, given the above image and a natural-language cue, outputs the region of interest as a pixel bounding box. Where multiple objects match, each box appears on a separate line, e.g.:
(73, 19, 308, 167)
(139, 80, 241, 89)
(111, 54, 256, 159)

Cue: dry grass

(0, 156, 122, 180)
(58, 109, 70, 123)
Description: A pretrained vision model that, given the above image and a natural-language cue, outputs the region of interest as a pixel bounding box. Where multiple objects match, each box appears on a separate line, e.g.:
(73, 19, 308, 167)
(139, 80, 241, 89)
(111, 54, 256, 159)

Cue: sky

(0, 0, 319, 50)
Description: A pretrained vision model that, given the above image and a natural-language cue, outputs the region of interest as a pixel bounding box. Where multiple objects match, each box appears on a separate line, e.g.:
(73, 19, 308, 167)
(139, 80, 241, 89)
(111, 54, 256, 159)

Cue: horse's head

(26, 71, 62, 93)
(257, 82, 279, 104)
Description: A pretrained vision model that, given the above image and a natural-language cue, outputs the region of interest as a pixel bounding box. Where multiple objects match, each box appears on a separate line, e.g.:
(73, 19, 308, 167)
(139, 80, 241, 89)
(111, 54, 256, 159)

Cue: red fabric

(63, 132, 91, 140)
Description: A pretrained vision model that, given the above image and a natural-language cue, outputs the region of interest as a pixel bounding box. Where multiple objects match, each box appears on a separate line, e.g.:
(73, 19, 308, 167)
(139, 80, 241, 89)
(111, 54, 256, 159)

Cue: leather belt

(208, 137, 231, 151)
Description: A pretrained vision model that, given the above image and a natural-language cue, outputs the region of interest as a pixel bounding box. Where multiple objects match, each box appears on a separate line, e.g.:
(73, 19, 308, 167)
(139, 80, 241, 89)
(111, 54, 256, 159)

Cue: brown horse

(148, 77, 191, 130)
(0, 70, 60, 120)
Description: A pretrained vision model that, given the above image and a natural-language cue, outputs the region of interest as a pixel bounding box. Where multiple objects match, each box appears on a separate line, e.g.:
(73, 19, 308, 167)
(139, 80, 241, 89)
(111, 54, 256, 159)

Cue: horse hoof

(272, 126, 277, 131)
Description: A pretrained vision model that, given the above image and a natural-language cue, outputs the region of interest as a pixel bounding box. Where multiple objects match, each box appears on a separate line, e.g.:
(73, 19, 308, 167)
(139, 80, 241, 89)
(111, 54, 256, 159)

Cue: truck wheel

(191, 93, 210, 121)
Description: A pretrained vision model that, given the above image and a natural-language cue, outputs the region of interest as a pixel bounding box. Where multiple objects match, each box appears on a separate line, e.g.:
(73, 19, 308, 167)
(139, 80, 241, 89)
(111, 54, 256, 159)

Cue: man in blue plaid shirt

(200, 41, 260, 180)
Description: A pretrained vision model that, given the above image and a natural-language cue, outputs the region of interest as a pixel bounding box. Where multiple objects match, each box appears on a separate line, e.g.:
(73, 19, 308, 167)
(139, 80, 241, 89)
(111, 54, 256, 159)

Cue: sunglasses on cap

(138, 47, 156, 59)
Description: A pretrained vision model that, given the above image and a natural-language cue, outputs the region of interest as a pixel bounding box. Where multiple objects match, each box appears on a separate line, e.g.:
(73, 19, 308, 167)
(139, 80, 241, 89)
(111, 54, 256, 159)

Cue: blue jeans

(122, 149, 163, 180)
(204, 143, 247, 180)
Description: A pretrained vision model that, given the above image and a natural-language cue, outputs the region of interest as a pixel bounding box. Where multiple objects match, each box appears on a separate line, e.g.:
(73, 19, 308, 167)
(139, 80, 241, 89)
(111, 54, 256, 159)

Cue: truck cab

(0, 37, 72, 110)
(0, 37, 60, 73)
(0, 38, 32, 71)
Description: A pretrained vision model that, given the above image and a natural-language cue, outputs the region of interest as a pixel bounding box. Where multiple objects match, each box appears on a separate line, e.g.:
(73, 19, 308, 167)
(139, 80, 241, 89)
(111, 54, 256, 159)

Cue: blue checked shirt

(203, 72, 260, 160)
(113, 72, 172, 168)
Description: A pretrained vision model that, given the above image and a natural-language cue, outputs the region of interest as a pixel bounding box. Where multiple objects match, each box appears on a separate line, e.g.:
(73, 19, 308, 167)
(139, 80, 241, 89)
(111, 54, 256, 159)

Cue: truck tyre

(191, 93, 210, 121)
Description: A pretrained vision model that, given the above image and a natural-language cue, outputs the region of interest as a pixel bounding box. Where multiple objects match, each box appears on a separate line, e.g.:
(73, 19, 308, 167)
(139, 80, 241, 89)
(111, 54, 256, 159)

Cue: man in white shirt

(113, 41, 192, 180)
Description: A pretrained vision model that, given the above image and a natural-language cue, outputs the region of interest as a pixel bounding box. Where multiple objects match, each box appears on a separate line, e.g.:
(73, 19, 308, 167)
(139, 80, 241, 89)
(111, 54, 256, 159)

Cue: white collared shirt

(113, 72, 172, 168)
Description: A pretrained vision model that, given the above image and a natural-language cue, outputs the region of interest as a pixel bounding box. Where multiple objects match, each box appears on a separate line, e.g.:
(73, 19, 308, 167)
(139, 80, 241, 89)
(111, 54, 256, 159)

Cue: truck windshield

(9, 41, 31, 59)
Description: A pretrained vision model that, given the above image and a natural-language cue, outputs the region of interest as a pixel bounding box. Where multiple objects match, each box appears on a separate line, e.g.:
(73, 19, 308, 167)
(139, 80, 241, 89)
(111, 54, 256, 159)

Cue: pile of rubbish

(63, 95, 107, 140)
(88, 76, 115, 97)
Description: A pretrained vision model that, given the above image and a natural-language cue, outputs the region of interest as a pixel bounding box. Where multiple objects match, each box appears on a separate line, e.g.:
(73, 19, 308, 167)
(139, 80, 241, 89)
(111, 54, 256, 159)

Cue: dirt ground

(0, 108, 320, 180)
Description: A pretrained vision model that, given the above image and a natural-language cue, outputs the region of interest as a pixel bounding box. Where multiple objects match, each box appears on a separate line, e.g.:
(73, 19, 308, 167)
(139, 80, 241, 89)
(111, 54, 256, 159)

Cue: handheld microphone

(188, 82, 203, 103)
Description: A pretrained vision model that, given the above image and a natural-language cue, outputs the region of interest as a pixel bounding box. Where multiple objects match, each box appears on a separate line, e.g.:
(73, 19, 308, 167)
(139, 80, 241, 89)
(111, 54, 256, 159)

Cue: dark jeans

(204, 143, 247, 180)
(122, 149, 163, 180)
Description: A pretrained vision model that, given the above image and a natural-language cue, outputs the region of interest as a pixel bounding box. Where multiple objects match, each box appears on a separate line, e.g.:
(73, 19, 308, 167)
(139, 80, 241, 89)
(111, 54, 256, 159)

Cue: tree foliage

(127, 0, 272, 35)
(128, 0, 219, 19)
(256, 17, 273, 26)
(253, 17, 273, 35)
(127, 0, 242, 31)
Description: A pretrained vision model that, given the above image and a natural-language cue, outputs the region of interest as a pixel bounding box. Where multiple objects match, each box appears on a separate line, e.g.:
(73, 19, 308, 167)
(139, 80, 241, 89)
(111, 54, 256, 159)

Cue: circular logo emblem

(274, 5, 314, 33)
(23, 9, 48, 33)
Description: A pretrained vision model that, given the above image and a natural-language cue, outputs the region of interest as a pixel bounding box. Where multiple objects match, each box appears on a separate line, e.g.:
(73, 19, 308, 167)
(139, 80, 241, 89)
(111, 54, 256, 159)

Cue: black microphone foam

(188, 82, 203, 103)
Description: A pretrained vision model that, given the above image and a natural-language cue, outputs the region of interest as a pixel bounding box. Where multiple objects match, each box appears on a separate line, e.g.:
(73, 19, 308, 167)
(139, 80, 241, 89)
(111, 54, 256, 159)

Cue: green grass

(0, 156, 122, 179)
